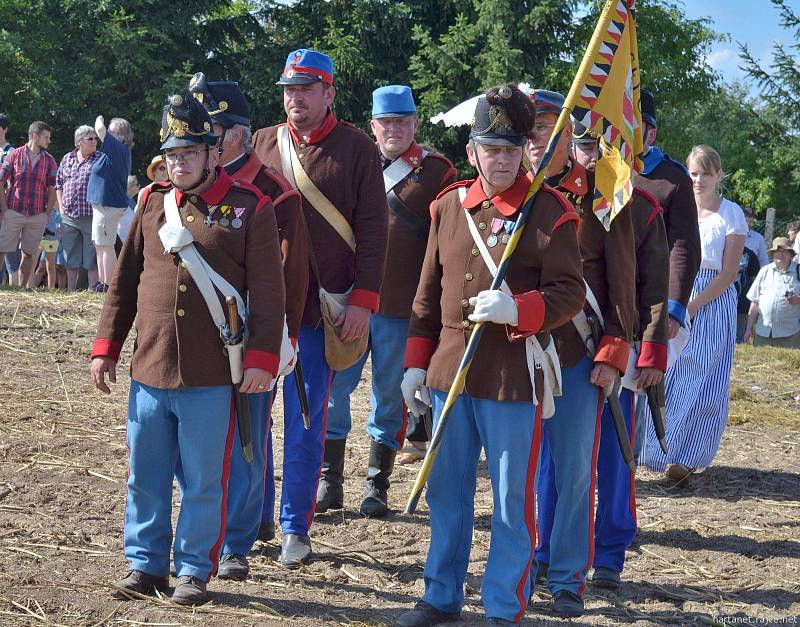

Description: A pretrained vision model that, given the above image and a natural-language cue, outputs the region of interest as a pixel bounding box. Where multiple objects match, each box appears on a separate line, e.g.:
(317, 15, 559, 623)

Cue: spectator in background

(734, 243, 761, 342)
(87, 116, 133, 292)
(116, 174, 139, 247)
(0, 112, 18, 286)
(29, 208, 63, 289)
(744, 237, 800, 349)
(743, 206, 768, 267)
(0, 121, 57, 287)
(0, 113, 11, 158)
(57, 125, 101, 291)
(146, 155, 167, 183)
(788, 220, 800, 260)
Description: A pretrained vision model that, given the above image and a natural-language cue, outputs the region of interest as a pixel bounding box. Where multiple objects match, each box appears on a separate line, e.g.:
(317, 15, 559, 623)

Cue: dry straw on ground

(0, 288, 798, 625)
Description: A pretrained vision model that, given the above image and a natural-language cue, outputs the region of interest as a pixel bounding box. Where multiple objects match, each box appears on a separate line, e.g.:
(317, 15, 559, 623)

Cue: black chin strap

(470, 140, 488, 182)
(216, 129, 227, 158)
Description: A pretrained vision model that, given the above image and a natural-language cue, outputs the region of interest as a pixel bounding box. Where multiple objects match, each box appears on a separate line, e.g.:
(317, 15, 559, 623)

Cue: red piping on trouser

(514, 404, 544, 622)
(208, 393, 237, 581)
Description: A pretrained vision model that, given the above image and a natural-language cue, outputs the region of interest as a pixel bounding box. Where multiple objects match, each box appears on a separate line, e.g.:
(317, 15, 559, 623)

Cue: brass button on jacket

(176, 308, 186, 317)
(478, 222, 487, 230)
(481, 200, 491, 209)
(186, 215, 195, 223)
(461, 299, 470, 308)
(178, 284, 187, 293)
(465, 272, 473, 281)
(461, 319, 470, 328)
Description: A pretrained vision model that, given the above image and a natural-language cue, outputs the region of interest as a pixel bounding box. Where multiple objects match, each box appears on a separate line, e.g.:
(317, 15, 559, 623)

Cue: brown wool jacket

(228, 152, 309, 340)
(381, 142, 456, 318)
(636, 159, 701, 323)
(252, 112, 388, 326)
(549, 160, 636, 374)
(630, 186, 670, 371)
(404, 173, 585, 402)
(91, 168, 286, 388)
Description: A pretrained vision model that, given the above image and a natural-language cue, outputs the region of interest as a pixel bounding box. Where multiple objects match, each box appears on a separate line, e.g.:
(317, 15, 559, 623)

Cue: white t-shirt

(698, 198, 748, 271)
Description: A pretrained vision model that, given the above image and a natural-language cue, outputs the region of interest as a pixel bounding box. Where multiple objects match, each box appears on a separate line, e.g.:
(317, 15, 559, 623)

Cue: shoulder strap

(383, 149, 428, 194)
(277, 125, 355, 252)
(163, 190, 247, 327)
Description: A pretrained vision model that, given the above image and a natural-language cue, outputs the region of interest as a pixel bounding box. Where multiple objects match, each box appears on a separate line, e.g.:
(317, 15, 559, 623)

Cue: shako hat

(188, 73, 250, 129)
(372, 85, 417, 118)
(640, 88, 656, 127)
(277, 49, 334, 86)
(159, 92, 218, 150)
(572, 121, 597, 144)
(470, 83, 535, 147)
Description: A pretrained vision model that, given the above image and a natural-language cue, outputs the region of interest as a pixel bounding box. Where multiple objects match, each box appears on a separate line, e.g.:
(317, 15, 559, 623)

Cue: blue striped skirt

(640, 269, 737, 472)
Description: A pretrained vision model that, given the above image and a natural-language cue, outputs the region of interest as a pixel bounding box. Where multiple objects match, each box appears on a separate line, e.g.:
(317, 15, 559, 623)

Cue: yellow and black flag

(571, 0, 644, 230)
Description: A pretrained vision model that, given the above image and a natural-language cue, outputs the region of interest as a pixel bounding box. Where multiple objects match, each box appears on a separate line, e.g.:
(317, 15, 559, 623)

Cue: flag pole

(404, 0, 623, 515)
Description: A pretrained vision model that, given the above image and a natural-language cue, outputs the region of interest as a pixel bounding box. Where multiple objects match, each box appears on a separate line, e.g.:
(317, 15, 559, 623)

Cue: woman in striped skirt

(641, 145, 746, 482)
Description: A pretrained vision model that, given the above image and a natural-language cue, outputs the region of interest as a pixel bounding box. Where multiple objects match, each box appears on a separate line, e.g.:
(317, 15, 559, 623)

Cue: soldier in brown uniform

(187, 74, 310, 580)
(251, 49, 388, 567)
(526, 90, 635, 618)
(90, 93, 285, 605)
(396, 84, 585, 627)
(322, 85, 455, 518)
(572, 123, 670, 590)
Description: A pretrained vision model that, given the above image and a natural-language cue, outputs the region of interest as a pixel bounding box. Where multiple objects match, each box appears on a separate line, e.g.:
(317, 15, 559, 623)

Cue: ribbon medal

(231, 206, 246, 229)
(500, 219, 514, 245)
(487, 218, 504, 248)
(219, 205, 232, 227)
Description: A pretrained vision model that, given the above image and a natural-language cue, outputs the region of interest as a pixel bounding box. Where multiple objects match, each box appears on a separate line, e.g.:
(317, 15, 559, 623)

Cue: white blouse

(699, 198, 748, 271)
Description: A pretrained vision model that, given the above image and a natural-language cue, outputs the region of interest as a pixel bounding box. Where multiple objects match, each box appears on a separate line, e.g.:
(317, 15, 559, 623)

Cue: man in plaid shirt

(56, 125, 102, 291)
(0, 121, 57, 286)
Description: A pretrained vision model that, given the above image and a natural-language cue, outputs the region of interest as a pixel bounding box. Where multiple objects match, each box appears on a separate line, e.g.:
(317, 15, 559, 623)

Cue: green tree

(0, 0, 258, 175)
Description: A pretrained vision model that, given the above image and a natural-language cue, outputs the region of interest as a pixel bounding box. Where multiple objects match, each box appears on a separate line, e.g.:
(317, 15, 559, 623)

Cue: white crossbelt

(383, 150, 428, 194)
(159, 189, 294, 387)
(460, 192, 561, 419)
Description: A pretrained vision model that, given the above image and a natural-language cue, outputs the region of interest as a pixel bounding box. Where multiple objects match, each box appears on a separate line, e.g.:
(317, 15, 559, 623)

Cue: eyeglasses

(533, 123, 557, 138)
(164, 149, 206, 164)
(81, 136, 98, 142)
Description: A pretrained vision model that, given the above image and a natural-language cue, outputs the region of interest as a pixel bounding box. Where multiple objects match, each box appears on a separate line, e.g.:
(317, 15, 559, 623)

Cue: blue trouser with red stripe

(220, 390, 273, 556)
(326, 314, 409, 449)
(261, 326, 331, 536)
(125, 381, 234, 582)
(533, 356, 602, 597)
(594, 387, 637, 574)
(423, 390, 541, 623)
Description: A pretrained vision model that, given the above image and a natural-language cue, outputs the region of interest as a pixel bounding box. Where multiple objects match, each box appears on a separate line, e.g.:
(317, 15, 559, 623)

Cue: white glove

(401, 368, 431, 418)
(468, 290, 519, 325)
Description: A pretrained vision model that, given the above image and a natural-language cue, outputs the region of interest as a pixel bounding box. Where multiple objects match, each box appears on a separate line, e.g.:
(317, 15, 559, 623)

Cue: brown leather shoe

(666, 464, 694, 483)
(171, 575, 209, 606)
(111, 570, 169, 600)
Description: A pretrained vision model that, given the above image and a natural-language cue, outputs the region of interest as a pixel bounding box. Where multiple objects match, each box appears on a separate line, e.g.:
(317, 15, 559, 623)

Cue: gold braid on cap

(472, 105, 515, 136)
(205, 101, 228, 117)
(159, 111, 211, 142)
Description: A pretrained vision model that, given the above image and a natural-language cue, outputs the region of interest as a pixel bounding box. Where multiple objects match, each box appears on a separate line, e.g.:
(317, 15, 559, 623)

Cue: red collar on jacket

(287, 109, 337, 145)
(396, 141, 424, 167)
(174, 166, 233, 206)
(462, 171, 531, 217)
(230, 152, 263, 185)
(553, 159, 589, 196)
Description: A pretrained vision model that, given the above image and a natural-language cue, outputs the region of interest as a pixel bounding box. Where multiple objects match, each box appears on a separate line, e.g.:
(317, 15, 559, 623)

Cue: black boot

(360, 441, 396, 517)
(316, 438, 346, 513)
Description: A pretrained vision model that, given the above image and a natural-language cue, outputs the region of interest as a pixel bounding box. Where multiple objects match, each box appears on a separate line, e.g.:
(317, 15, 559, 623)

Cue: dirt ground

(0, 288, 798, 626)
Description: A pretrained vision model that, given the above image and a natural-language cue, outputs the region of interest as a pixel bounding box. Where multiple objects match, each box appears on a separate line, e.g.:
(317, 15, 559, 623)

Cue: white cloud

(706, 47, 737, 70)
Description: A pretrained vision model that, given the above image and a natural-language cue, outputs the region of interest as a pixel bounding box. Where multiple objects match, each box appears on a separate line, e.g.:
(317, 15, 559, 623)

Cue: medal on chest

(487, 218, 503, 248)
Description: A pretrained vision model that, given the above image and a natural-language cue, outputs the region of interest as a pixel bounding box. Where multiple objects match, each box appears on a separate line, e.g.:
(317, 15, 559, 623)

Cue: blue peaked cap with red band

(372, 85, 417, 118)
(531, 89, 565, 115)
(277, 49, 334, 86)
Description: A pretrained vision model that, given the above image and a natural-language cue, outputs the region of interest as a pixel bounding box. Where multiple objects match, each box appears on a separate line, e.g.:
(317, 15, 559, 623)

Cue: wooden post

(764, 207, 776, 244)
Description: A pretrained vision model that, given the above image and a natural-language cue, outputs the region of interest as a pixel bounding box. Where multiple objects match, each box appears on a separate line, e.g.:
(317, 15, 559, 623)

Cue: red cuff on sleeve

(348, 288, 380, 312)
(594, 335, 630, 374)
(91, 339, 123, 362)
(636, 341, 668, 372)
(243, 350, 280, 377)
(514, 290, 545, 333)
(404, 337, 437, 370)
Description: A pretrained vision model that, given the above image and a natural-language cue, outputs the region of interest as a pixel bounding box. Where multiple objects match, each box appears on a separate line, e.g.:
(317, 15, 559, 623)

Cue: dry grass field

(0, 288, 798, 626)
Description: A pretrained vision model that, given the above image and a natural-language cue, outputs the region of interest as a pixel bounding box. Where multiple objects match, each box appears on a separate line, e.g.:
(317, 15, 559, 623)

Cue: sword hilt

(226, 296, 240, 337)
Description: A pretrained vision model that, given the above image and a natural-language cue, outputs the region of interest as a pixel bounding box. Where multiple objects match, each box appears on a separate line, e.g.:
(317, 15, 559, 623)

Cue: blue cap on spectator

(531, 89, 565, 115)
(640, 88, 657, 126)
(277, 49, 334, 86)
(372, 85, 417, 118)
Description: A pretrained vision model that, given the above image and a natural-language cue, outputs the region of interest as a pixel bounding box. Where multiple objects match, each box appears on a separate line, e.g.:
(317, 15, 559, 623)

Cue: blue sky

(682, 0, 798, 87)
